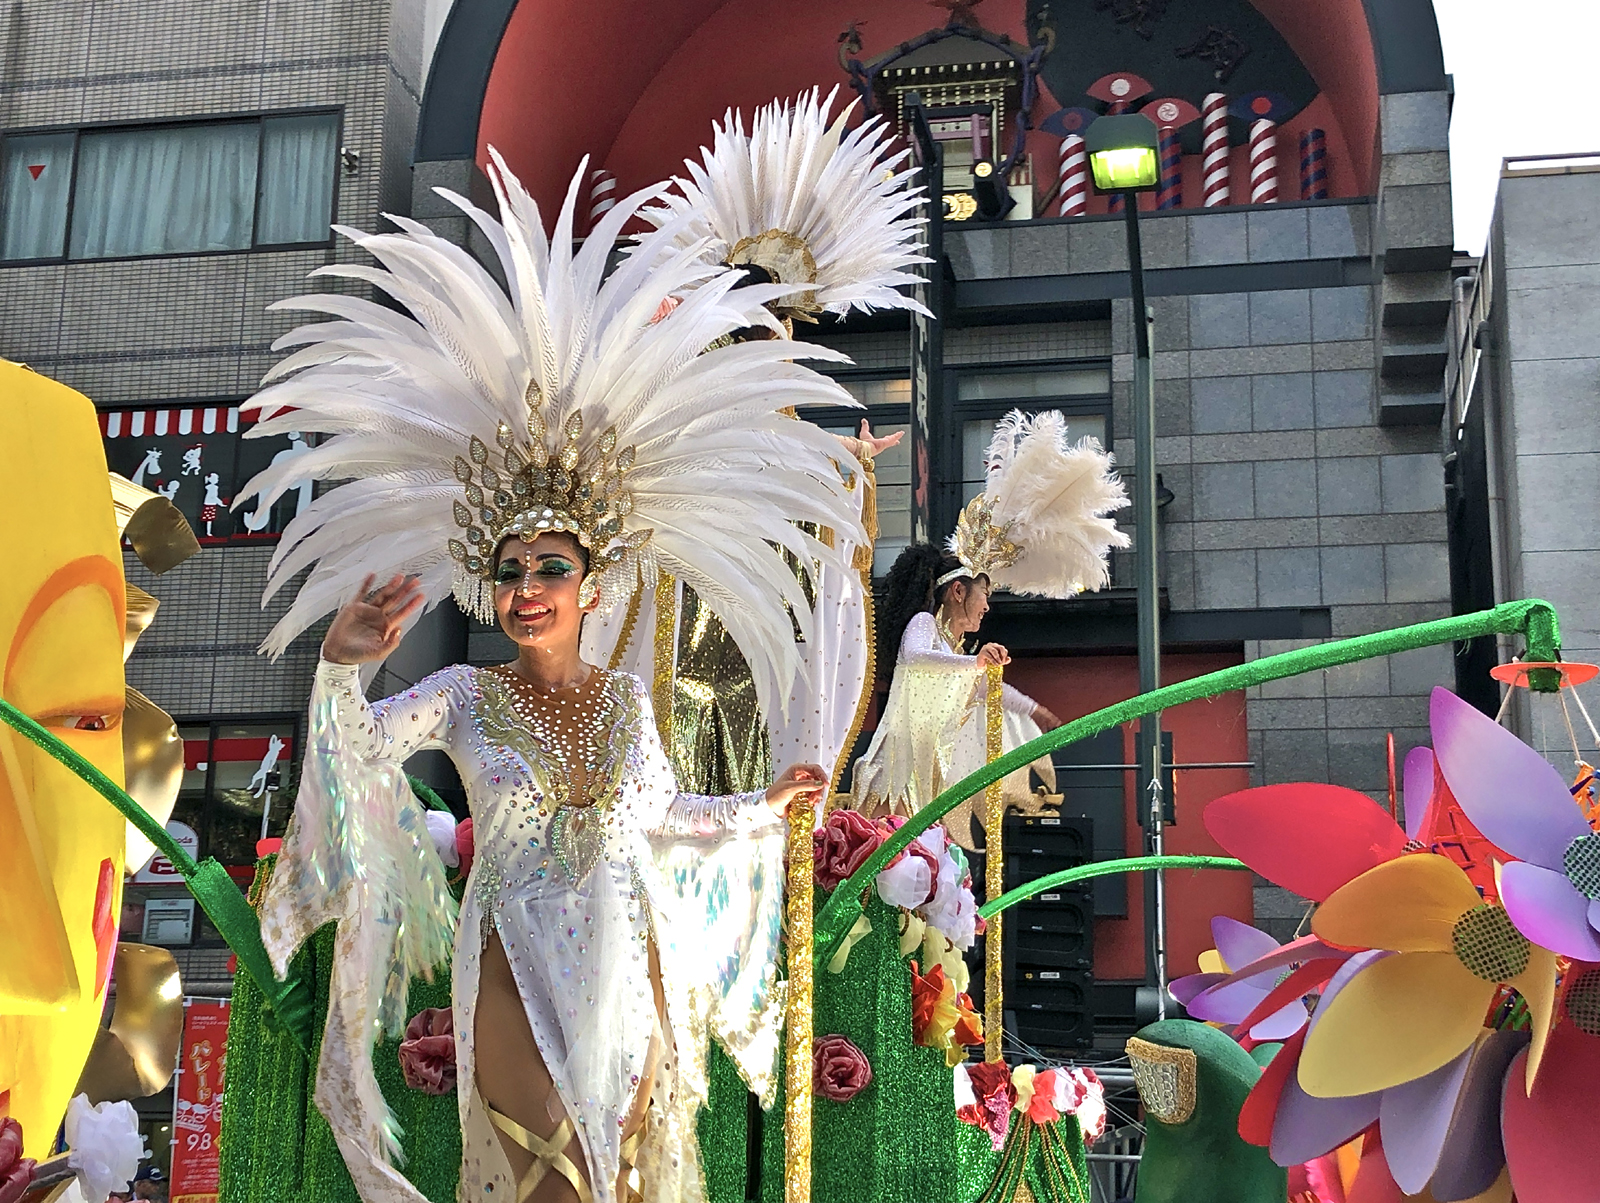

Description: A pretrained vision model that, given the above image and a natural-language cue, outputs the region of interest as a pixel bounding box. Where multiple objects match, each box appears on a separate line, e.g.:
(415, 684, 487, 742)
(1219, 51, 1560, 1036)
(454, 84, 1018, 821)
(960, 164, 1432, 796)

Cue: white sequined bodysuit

(262, 659, 787, 1203)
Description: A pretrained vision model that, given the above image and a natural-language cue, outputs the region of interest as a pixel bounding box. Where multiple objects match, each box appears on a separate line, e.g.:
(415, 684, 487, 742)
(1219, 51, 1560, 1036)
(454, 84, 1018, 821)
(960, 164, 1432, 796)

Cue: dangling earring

(577, 573, 599, 610)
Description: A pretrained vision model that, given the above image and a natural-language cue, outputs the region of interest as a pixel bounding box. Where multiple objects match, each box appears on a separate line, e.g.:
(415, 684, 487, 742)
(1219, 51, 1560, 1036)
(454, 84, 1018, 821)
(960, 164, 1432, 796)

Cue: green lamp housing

(1085, 113, 1161, 192)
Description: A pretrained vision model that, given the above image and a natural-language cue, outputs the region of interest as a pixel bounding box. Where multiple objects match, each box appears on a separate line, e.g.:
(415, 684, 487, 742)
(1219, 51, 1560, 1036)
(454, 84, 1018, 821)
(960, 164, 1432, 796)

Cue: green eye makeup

(538, 559, 577, 577)
(494, 561, 523, 584)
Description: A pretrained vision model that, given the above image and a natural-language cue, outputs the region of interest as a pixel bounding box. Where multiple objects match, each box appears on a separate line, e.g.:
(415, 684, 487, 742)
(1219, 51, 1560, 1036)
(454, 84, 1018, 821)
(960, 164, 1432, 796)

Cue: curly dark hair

(877, 543, 975, 667)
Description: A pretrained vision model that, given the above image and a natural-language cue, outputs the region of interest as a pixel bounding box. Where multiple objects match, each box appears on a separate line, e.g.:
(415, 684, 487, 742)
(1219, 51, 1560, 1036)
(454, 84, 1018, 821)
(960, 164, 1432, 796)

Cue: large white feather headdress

(945, 410, 1132, 598)
(237, 148, 863, 719)
(638, 86, 931, 318)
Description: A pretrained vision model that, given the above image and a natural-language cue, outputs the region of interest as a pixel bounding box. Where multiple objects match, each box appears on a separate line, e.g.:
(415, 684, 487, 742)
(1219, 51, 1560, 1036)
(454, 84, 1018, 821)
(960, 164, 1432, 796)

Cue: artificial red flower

(1026, 1069, 1062, 1124)
(398, 1007, 457, 1095)
(910, 960, 947, 1042)
(951, 993, 984, 1050)
(814, 809, 889, 891)
(455, 818, 475, 880)
(812, 1035, 873, 1102)
(962, 1060, 1017, 1149)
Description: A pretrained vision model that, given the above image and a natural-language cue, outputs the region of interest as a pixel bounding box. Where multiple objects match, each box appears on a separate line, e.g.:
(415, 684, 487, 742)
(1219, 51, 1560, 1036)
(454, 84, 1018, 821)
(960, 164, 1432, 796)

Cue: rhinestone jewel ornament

(447, 379, 652, 610)
(947, 493, 1021, 581)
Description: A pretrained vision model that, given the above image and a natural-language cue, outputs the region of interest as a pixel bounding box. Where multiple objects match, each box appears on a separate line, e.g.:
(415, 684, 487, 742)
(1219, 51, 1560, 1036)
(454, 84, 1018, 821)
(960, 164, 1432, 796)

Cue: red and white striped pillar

(587, 168, 617, 234)
(1201, 92, 1231, 207)
(1299, 128, 1328, 200)
(1057, 135, 1087, 217)
(1249, 119, 1278, 203)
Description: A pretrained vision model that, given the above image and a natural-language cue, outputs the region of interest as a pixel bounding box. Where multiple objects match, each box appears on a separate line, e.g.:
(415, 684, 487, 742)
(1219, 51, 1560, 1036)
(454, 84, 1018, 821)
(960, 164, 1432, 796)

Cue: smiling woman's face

(491, 532, 593, 654)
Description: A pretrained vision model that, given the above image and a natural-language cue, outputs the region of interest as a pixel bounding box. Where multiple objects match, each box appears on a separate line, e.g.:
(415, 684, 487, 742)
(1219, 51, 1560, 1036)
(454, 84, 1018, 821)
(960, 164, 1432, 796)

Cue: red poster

(170, 1001, 229, 1203)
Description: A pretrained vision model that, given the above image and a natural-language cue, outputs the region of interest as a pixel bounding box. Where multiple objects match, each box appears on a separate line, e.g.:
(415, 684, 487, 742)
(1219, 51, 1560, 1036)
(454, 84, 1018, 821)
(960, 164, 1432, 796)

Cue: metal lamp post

(1084, 113, 1171, 1014)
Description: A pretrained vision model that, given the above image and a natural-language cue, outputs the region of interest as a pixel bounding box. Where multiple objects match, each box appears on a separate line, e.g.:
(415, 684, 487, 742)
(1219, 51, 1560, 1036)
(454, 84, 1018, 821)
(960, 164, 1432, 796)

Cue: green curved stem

(978, 855, 1248, 919)
(815, 598, 1561, 966)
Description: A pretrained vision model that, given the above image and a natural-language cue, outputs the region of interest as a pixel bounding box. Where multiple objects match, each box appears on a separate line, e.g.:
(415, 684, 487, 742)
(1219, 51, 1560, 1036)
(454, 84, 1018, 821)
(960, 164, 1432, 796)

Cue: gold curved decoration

(123, 583, 159, 661)
(783, 802, 814, 1203)
(74, 942, 183, 1103)
(121, 688, 183, 875)
(728, 228, 821, 320)
(108, 473, 200, 574)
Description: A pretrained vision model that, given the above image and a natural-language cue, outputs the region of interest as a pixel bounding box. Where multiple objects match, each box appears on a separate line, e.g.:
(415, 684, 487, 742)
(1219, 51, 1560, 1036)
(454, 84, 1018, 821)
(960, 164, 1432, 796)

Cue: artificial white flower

(65, 1095, 145, 1203)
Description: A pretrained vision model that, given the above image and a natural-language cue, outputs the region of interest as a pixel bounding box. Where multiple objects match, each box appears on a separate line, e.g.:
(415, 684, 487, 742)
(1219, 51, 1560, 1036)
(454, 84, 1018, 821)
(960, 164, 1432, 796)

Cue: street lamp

(1085, 112, 1171, 1015)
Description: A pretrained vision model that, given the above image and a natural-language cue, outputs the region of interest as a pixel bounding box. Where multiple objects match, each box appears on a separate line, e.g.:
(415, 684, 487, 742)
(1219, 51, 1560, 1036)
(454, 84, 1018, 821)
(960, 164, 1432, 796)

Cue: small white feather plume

(967, 409, 1131, 598)
(638, 86, 930, 316)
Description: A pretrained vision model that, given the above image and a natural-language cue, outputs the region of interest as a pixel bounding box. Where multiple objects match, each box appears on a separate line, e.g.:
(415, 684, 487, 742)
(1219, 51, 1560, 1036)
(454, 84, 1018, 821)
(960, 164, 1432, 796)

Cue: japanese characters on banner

(98, 405, 311, 543)
(170, 1000, 229, 1203)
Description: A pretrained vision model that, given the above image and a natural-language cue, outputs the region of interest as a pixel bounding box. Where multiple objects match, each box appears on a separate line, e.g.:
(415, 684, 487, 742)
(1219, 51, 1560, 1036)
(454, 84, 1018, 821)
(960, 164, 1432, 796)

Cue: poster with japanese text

(170, 1000, 229, 1203)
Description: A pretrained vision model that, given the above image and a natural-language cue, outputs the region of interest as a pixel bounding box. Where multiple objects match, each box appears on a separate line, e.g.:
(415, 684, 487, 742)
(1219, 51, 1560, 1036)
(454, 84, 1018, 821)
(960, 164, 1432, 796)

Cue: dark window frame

(808, 367, 914, 577)
(0, 106, 344, 266)
(937, 357, 1114, 537)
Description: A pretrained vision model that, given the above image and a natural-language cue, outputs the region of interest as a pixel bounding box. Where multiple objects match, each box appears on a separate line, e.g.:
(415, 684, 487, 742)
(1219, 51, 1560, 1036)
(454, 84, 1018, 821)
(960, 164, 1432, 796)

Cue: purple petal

(1270, 1072, 1379, 1166)
(1403, 746, 1435, 839)
(1379, 1042, 1474, 1194)
(1430, 687, 1590, 867)
(1591, 894, 1600, 931)
(1213, 915, 1280, 972)
(1170, 972, 1225, 1005)
(1430, 1029, 1526, 1202)
(1306, 949, 1393, 1039)
(1247, 999, 1310, 1042)
(1186, 976, 1271, 1025)
(1501, 860, 1600, 960)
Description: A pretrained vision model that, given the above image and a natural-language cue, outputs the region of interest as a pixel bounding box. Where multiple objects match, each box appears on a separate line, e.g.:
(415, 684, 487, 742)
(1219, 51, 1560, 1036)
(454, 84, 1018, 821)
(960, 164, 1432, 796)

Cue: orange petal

(1299, 951, 1492, 1097)
(1510, 943, 1558, 1095)
(1312, 854, 1480, 953)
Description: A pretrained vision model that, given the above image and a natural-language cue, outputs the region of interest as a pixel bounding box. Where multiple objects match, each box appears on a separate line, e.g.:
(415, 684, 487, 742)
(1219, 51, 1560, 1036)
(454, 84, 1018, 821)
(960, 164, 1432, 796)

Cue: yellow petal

(1510, 942, 1558, 1094)
(1313, 854, 1480, 953)
(1299, 951, 1492, 1096)
(1198, 948, 1226, 975)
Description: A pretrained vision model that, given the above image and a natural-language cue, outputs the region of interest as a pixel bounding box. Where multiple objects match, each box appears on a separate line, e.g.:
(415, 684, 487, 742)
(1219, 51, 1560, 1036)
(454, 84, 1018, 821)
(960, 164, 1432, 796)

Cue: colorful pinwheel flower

(1298, 853, 1556, 1100)
(1171, 917, 1347, 1042)
(1430, 687, 1600, 961)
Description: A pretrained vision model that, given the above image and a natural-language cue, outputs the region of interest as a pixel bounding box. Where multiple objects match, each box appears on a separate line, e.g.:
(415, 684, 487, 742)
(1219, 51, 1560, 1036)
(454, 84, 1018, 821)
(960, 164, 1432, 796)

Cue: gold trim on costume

(652, 573, 677, 760)
(783, 802, 815, 1203)
(1126, 1036, 1199, 1124)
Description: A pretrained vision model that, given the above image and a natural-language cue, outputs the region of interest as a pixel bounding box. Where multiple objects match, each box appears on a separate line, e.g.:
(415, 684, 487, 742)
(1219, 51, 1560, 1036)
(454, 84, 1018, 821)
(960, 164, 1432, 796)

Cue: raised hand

(320, 573, 426, 665)
(975, 642, 1011, 668)
(856, 419, 905, 458)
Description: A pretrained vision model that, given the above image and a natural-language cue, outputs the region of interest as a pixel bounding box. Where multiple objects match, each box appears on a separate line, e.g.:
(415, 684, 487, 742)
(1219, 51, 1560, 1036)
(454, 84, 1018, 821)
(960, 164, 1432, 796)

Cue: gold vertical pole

(983, 663, 1006, 1062)
(652, 573, 677, 761)
(784, 803, 814, 1203)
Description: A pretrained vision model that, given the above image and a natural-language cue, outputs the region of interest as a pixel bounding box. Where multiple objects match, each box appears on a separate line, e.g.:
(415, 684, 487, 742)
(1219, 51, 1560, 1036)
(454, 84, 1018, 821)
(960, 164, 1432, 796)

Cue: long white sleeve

(896, 611, 1037, 716)
(314, 659, 459, 762)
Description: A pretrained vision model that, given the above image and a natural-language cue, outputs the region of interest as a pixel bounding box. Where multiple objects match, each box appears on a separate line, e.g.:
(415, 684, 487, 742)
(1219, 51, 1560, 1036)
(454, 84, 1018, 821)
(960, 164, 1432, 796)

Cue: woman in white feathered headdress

(235, 148, 864, 1203)
(851, 411, 1131, 848)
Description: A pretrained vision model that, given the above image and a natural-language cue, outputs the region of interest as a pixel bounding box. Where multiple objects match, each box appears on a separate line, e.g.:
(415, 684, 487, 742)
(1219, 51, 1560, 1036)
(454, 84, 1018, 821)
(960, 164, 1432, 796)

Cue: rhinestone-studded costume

(850, 611, 1052, 846)
(261, 660, 785, 1203)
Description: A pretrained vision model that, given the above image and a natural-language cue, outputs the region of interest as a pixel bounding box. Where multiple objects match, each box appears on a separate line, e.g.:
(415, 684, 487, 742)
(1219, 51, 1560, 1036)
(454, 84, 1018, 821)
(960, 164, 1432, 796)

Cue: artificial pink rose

(963, 1060, 1016, 1149)
(455, 818, 475, 880)
(0, 1118, 37, 1203)
(813, 809, 889, 892)
(398, 1007, 457, 1095)
(812, 1035, 873, 1103)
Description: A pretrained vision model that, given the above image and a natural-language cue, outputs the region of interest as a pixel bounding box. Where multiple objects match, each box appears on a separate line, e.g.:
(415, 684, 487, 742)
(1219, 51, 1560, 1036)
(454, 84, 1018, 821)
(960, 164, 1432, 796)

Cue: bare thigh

(476, 932, 587, 1203)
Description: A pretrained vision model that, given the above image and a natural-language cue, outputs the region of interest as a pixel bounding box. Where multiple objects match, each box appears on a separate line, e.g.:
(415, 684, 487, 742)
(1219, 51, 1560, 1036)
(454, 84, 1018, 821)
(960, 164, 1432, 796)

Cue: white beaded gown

(260, 659, 787, 1203)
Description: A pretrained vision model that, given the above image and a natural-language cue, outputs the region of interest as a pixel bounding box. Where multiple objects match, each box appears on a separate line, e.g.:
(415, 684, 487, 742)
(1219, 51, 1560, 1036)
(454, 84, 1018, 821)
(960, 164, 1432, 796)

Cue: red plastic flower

(814, 809, 889, 891)
(0, 1118, 37, 1203)
(455, 818, 475, 880)
(910, 960, 946, 1041)
(951, 993, 984, 1051)
(812, 1035, 873, 1102)
(398, 1007, 457, 1095)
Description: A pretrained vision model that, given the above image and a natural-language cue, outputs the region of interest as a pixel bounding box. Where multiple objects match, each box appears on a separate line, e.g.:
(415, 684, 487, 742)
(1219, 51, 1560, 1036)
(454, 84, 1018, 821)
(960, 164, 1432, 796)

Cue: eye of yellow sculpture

(0, 359, 129, 1159)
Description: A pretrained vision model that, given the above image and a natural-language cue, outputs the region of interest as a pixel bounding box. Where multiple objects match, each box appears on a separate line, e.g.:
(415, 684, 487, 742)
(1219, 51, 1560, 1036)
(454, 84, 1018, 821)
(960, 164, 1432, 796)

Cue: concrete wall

(1483, 168, 1600, 757)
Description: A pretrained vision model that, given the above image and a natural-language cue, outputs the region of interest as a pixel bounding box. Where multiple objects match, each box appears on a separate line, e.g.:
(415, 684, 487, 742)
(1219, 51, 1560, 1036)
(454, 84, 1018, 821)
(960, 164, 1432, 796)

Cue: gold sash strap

(485, 1103, 592, 1203)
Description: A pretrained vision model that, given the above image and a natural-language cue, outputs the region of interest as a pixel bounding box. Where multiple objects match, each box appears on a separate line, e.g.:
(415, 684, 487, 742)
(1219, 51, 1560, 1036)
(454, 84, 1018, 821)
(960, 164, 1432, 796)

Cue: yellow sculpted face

(0, 361, 128, 1157)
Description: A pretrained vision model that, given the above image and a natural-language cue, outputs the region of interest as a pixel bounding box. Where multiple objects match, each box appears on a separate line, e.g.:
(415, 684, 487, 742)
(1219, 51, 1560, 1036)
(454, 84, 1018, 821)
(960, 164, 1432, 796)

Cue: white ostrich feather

(971, 409, 1131, 598)
(638, 86, 931, 316)
(235, 147, 864, 722)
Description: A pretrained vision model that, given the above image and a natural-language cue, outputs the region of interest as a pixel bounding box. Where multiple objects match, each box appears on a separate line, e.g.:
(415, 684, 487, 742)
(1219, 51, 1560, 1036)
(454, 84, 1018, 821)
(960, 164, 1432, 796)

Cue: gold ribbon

(984, 664, 1005, 1062)
(652, 573, 677, 760)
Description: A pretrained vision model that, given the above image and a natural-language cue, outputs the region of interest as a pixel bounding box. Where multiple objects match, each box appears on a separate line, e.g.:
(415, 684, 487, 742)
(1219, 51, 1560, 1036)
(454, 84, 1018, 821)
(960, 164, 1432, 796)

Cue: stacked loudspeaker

(1002, 813, 1095, 1051)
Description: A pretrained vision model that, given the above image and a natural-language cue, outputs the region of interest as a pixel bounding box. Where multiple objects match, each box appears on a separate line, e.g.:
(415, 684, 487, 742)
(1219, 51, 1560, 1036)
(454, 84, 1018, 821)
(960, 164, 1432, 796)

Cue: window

(173, 719, 298, 866)
(100, 403, 316, 542)
(954, 364, 1113, 503)
(0, 111, 338, 262)
(816, 376, 911, 577)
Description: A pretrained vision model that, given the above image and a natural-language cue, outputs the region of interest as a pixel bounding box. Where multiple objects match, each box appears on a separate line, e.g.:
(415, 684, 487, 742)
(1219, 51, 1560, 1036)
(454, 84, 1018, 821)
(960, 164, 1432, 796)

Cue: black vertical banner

(905, 95, 944, 548)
